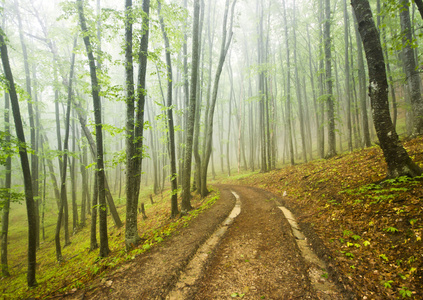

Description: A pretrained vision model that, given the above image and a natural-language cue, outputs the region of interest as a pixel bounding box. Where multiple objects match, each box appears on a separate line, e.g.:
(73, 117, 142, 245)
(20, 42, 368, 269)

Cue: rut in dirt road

(192, 185, 317, 299)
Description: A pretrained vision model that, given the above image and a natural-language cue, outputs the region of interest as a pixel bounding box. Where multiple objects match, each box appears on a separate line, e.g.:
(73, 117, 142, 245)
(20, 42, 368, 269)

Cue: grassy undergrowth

(225, 136, 423, 299)
(0, 186, 219, 298)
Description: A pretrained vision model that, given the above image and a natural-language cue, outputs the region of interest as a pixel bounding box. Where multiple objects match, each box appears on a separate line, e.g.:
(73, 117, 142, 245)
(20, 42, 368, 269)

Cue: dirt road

(192, 185, 316, 299)
(72, 185, 345, 299)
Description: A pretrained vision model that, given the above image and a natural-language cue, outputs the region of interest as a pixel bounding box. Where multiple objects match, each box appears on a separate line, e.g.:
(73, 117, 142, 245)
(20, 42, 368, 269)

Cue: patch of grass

(0, 186, 220, 298)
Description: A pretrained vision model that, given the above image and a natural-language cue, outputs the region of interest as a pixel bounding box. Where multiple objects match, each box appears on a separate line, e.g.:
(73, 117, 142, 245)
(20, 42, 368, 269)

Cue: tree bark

(344, 0, 353, 152)
(16, 0, 40, 252)
(353, 12, 371, 147)
(181, 0, 201, 210)
(124, 0, 141, 249)
(0, 27, 37, 287)
(55, 37, 77, 262)
(282, 0, 294, 166)
(73, 100, 122, 227)
(158, 0, 179, 218)
(200, 0, 236, 196)
(77, 0, 110, 258)
(293, 0, 307, 163)
(1, 92, 11, 277)
(351, 0, 422, 178)
(400, 0, 423, 135)
(324, 0, 336, 157)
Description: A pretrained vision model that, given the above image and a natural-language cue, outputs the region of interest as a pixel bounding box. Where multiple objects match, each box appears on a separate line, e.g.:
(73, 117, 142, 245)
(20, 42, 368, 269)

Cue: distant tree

(1, 92, 11, 277)
(282, 0, 294, 166)
(400, 0, 423, 135)
(181, 0, 201, 210)
(324, 0, 336, 157)
(157, 0, 179, 218)
(0, 26, 37, 288)
(200, 0, 236, 197)
(351, 0, 422, 178)
(55, 37, 77, 262)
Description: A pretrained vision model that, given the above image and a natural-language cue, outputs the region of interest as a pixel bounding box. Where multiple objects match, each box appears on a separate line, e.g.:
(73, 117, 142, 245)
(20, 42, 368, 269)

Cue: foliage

(0, 187, 219, 298)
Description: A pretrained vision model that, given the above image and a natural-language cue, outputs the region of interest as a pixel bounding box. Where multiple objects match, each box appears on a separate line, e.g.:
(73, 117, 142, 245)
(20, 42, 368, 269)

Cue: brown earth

(63, 185, 349, 300)
(192, 185, 317, 300)
(65, 188, 235, 299)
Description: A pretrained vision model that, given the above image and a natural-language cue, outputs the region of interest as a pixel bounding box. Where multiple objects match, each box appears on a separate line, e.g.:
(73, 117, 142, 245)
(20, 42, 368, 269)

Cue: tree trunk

(200, 0, 237, 197)
(158, 0, 179, 218)
(324, 0, 336, 157)
(0, 27, 37, 287)
(70, 112, 78, 233)
(90, 174, 99, 251)
(293, 0, 307, 163)
(124, 0, 141, 249)
(351, 0, 422, 178)
(16, 0, 40, 253)
(344, 0, 353, 152)
(1, 92, 11, 277)
(282, 0, 294, 165)
(73, 99, 122, 227)
(400, 0, 423, 135)
(55, 37, 77, 262)
(77, 0, 110, 258)
(353, 12, 371, 147)
(181, 0, 201, 211)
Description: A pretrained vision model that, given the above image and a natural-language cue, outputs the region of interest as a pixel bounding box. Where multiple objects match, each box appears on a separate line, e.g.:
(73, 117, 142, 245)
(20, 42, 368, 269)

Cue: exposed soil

(65, 189, 235, 299)
(63, 185, 346, 300)
(192, 185, 318, 300)
(230, 137, 423, 300)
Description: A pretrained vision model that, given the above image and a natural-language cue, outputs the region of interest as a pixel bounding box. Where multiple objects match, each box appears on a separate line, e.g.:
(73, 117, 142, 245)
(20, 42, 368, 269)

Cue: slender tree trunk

(0, 28, 37, 287)
(1, 92, 11, 277)
(16, 0, 40, 253)
(282, 0, 294, 165)
(293, 0, 307, 163)
(181, 0, 201, 210)
(40, 134, 60, 209)
(353, 13, 371, 147)
(90, 174, 99, 251)
(73, 100, 122, 227)
(79, 136, 88, 228)
(400, 0, 423, 135)
(70, 112, 78, 233)
(77, 0, 110, 258)
(324, 0, 336, 157)
(158, 0, 179, 217)
(318, 0, 325, 158)
(55, 37, 77, 262)
(344, 0, 352, 152)
(132, 0, 151, 228)
(201, 0, 237, 196)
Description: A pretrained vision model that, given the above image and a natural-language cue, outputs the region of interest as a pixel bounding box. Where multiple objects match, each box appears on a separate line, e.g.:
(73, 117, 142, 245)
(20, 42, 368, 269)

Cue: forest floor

(222, 136, 423, 300)
(3, 137, 423, 299)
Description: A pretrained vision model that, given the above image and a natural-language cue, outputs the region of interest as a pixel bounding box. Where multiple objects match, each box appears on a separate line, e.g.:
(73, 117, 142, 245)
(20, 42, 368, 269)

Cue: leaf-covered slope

(234, 137, 423, 299)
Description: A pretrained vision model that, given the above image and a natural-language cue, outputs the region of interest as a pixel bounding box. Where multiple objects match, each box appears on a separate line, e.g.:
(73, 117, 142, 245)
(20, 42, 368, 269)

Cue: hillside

(225, 136, 423, 299)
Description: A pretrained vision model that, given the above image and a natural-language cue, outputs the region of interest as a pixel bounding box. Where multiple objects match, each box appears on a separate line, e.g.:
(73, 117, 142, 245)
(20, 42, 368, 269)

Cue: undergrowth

(0, 187, 219, 299)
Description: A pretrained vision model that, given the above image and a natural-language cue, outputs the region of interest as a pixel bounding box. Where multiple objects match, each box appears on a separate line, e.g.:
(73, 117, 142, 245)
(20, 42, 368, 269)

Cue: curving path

(70, 185, 344, 299)
(191, 185, 317, 299)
